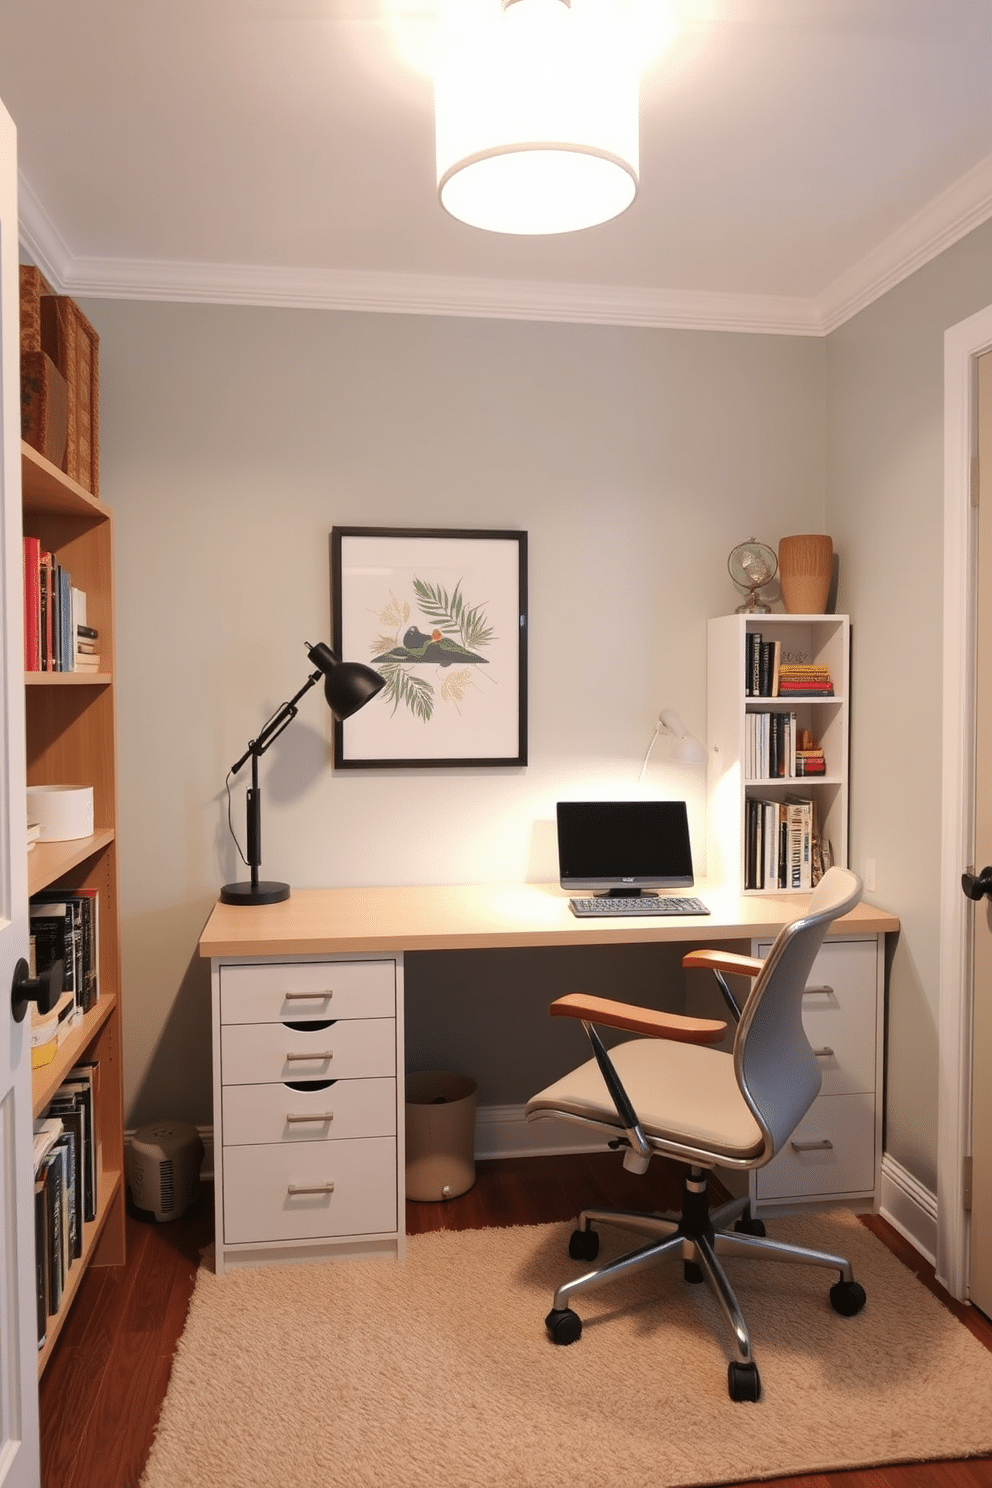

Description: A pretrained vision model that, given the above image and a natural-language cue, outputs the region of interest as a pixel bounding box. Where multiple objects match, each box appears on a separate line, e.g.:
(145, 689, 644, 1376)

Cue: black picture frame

(331, 526, 528, 768)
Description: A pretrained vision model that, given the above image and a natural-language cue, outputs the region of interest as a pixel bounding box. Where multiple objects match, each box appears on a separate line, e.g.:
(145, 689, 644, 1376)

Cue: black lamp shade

(307, 642, 385, 720)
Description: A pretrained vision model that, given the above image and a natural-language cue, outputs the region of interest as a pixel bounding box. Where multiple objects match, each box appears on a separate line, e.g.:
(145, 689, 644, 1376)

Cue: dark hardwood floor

(40, 1154, 992, 1488)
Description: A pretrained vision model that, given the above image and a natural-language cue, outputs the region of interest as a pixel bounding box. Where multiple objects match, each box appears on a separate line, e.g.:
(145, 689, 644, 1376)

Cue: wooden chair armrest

(549, 993, 727, 1045)
(682, 949, 764, 979)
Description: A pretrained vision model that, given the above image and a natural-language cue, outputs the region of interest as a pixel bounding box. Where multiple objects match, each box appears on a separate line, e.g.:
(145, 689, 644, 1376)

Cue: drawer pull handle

(803, 985, 834, 998)
(287, 1182, 335, 1196)
(285, 1050, 333, 1062)
(284, 990, 333, 1001)
(790, 1138, 834, 1152)
(813, 1046, 835, 1058)
(286, 1111, 334, 1123)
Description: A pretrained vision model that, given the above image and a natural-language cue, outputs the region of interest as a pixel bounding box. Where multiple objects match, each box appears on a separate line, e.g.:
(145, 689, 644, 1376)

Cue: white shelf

(707, 614, 850, 895)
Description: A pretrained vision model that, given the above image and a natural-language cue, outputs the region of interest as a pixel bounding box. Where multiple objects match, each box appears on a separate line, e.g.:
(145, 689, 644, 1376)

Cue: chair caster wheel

(830, 1279, 867, 1316)
(735, 1214, 766, 1237)
(728, 1361, 761, 1402)
(569, 1227, 600, 1262)
(684, 1260, 704, 1284)
(546, 1307, 582, 1345)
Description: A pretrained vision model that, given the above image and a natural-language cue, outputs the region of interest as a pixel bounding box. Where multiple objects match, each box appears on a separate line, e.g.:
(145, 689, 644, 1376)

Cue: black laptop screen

(556, 800, 695, 893)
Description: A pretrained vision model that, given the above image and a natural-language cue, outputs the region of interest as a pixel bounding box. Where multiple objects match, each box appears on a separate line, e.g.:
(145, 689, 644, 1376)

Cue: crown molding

(19, 153, 992, 338)
(816, 153, 992, 334)
(48, 252, 824, 336)
(17, 171, 73, 290)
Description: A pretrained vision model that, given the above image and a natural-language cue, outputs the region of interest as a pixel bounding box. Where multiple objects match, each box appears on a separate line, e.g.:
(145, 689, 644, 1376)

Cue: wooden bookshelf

(22, 440, 125, 1377)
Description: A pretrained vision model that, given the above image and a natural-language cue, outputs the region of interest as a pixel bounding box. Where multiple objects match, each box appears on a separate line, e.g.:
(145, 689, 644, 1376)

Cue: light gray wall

(825, 218, 992, 1193)
(82, 299, 827, 1128)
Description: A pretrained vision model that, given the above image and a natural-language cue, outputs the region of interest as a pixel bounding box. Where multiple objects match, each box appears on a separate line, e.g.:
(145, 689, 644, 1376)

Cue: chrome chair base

(544, 1166, 866, 1402)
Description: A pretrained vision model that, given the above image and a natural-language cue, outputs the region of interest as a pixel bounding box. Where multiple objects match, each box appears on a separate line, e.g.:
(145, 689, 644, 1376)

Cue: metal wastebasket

(405, 1070, 478, 1201)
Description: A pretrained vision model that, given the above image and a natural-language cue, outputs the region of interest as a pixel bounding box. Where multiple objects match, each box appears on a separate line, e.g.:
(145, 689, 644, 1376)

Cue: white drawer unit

(220, 1017, 396, 1085)
(749, 937, 884, 1213)
(211, 955, 405, 1272)
(219, 958, 395, 1024)
(222, 1136, 398, 1245)
(222, 1077, 397, 1146)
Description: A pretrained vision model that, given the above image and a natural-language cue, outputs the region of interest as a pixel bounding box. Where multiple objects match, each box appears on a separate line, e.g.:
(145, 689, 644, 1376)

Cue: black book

(69, 1063, 101, 1204)
(50, 1082, 94, 1222)
(750, 632, 762, 698)
(33, 890, 99, 1012)
(745, 798, 758, 889)
(34, 1176, 47, 1349)
(48, 1096, 88, 1235)
(29, 898, 74, 1005)
(53, 1131, 80, 1263)
(39, 1149, 64, 1313)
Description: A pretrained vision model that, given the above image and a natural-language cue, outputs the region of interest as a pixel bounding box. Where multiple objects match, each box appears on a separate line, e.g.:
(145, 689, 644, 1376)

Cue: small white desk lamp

(638, 709, 707, 781)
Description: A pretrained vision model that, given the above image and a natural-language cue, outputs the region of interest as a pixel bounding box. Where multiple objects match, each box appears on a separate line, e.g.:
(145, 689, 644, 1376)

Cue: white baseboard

(878, 1152, 938, 1265)
(134, 1110, 592, 1184)
(474, 1103, 609, 1159)
(140, 1125, 939, 1265)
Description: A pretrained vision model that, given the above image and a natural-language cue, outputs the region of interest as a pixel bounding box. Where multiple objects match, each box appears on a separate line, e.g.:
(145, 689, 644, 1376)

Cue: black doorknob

(961, 866, 992, 902)
(10, 957, 65, 1024)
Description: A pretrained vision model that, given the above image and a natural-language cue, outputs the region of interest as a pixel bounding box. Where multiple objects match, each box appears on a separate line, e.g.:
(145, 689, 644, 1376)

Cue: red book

(22, 536, 40, 671)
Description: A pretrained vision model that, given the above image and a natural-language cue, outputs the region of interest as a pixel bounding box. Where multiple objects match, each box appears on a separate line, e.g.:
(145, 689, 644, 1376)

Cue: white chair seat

(527, 1037, 764, 1162)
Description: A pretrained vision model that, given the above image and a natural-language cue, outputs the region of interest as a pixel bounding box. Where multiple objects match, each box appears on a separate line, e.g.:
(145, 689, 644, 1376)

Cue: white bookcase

(706, 614, 850, 894)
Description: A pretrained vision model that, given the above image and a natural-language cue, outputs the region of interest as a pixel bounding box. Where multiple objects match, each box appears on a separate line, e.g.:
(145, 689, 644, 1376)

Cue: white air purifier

(127, 1120, 204, 1222)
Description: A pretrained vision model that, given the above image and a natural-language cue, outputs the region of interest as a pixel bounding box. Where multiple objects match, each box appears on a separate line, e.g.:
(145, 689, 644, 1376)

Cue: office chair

(526, 866, 866, 1402)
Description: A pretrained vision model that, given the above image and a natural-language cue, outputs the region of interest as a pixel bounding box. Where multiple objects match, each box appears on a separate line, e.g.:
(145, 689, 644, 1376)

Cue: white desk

(199, 881, 899, 1272)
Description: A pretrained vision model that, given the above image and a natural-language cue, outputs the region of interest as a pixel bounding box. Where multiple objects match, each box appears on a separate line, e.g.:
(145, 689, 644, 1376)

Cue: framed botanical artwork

(331, 526, 528, 768)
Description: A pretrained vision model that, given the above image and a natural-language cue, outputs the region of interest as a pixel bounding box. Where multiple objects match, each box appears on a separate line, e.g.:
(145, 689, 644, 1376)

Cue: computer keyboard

(568, 895, 710, 918)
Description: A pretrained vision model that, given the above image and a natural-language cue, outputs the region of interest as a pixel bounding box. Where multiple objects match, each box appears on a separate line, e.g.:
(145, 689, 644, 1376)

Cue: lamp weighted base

(220, 880, 291, 906)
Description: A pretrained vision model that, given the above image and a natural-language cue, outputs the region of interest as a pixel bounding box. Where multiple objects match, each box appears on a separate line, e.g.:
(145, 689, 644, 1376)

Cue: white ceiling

(1, 0, 990, 333)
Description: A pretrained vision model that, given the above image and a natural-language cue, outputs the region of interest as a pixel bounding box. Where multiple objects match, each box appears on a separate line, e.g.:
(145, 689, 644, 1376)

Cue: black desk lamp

(221, 641, 384, 906)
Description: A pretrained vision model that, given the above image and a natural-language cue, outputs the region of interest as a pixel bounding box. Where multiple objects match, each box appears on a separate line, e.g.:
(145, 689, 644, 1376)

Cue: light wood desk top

(198, 881, 899, 959)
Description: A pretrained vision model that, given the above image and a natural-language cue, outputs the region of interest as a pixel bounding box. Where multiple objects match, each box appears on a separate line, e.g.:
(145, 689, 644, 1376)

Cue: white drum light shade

(435, 0, 639, 235)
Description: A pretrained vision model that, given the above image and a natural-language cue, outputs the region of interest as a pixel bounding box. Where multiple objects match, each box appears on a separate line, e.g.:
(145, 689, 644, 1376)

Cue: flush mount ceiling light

(435, 0, 639, 235)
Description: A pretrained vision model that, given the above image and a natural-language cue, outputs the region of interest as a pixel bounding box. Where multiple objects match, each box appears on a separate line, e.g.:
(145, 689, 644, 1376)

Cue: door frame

(938, 302, 992, 1299)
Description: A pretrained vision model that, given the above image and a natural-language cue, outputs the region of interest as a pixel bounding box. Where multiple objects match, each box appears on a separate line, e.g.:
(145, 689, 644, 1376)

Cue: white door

(0, 96, 42, 1486)
(969, 352, 992, 1321)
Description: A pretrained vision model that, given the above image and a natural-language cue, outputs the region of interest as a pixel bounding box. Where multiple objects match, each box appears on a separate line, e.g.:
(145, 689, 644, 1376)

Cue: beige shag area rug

(140, 1211, 992, 1488)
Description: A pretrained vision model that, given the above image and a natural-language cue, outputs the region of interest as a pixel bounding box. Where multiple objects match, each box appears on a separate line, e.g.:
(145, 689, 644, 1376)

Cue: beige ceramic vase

(778, 534, 833, 614)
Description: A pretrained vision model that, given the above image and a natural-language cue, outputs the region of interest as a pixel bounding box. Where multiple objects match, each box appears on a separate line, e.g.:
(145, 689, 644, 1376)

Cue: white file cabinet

(749, 936, 884, 1213)
(210, 954, 405, 1273)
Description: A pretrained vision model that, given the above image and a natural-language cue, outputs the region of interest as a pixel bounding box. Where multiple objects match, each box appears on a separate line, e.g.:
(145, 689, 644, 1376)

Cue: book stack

(796, 746, 826, 776)
(74, 622, 101, 673)
(745, 710, 798, 780)
(745, 794, 834, 891)
(743, 632, 782, 697)
(794, 726, 826, 777)
(22, 536, 94, 673)
(33, 1062, 100, 1348)
(29, 889, 100, 1020)
(777, 663, 834, 697)
(745, 795, 818, 890)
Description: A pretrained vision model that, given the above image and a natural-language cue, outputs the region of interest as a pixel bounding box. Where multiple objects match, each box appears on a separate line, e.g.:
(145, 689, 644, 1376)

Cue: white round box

(26, 785, 94, 842)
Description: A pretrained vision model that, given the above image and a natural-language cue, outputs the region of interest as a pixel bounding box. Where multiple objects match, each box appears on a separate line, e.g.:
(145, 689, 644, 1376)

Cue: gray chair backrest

(733, 867, 863, 1159)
